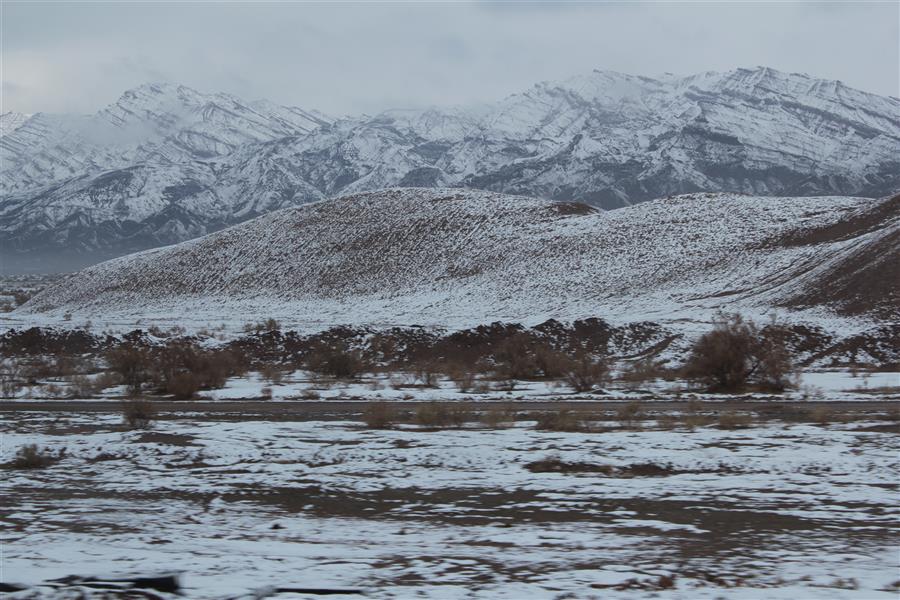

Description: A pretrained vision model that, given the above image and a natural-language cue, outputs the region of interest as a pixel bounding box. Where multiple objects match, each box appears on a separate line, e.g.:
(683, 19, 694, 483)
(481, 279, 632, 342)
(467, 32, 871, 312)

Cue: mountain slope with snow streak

(20, 188, 898, 333)
(2, 67, 898, 263)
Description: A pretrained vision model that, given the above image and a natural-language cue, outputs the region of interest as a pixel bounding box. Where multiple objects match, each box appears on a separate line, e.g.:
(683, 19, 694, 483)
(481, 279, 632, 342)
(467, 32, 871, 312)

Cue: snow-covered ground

(3, 368, 898, 403)
(3, 412, 898, 598)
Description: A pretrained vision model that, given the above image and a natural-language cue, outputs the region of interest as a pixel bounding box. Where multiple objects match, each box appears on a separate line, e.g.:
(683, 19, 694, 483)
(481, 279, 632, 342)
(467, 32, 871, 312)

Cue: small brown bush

(716, 411, 753, 430)
(0, 372, 22, 398)
(107, 344, 152, 395)
(67, 374, 101, 399)
(683, 314, 796, 393)
(619, 358, 668, 389)
(615, 401, 644, 428)
(535, 409, 586, 432)
(260, 364, 285, 385)
(307, 345, 366, 380)
(415, 402, 472, 428)
(7, 444, 64, 469)
(448, 368, 475, 393)
(363, 401, 395, 429)
(123, 399, 156, 429)
(481, 405, 516, 428)
(414, 362, 441, 388)
(165, 372, 202, 400)
(564, 354, 609, 392)
(298, 387, 321, 400)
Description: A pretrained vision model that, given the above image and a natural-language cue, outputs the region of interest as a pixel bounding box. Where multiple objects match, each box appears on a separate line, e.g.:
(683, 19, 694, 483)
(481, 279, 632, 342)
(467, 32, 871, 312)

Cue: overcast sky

(2, 1, 898, 116)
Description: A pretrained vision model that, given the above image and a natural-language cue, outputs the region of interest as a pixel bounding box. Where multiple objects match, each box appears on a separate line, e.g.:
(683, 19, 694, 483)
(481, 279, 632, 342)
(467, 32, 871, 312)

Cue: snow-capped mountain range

(2, 67, 898, 264)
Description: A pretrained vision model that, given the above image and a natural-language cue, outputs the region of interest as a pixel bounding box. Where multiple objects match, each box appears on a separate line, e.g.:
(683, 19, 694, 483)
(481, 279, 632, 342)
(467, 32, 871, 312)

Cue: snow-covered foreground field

(3, 410, 898, 598)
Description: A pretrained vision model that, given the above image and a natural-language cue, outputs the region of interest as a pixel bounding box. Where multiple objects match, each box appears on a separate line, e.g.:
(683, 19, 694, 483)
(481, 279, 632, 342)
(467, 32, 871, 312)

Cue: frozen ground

(4, 368, 898, 404)
(2, 409, 898, 598)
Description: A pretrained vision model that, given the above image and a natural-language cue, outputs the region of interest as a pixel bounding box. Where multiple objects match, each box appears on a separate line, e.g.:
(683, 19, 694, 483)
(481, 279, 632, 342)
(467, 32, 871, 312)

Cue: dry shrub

(447, 367, 475, 393)
(67, 374, 101, 398)
(307, 345, 366, 380)
(472, 381, 493, 394)
(260, 386, 273, 400)
(533, 346, 569, 379)
(535, 409, 586, 432)
(415, 402, 472, 428)
(481, 405, 516, 428)
(123, 399, 156, 429)
(260, 364, 285, 385)
(495, 378, 518, 392)
(716, 411, 753, 430)
(0, 371, 22, 398)
(7, 444, 65, 469)
(363, 401, 395, 429)
(564, 353, 609, 392)
(153, 342, 240, 399)
(298, 388, 321, 400)
(683, 314, 796, 393)
(107, 344, 152, 395)
(243, 318, 280, 334)
(413, 362, 441, 388)
(619, 358, 668, 389)
(808, 406, 835, 425)
(615, 401, 644, 428)
(494, 333, 539, 380)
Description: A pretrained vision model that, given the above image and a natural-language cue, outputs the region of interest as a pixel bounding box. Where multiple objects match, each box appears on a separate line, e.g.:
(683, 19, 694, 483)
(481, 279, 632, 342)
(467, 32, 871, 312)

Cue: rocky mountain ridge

(2, 67, 898, 267)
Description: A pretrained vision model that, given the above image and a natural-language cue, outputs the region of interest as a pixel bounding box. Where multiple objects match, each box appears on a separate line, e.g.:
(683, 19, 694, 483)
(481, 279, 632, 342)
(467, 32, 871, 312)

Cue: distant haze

(2, 1, 898, 115)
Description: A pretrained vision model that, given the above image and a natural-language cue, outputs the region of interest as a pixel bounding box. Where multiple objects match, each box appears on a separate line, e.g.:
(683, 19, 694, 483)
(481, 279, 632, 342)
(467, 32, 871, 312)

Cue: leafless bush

(107, 344, 152, 395)
(413, 362, 441, 388)
(0, 370, 22, 398)
(298, 387, 321, 400)
(415, 402, 472, 428)
(260, 364, 286, 385)
(446, 367, 475, 393)
(683, 314, 796, 393)
(808, 406, 835, 425)
(716, 411, 753, 430)
(481, 405, 516, 428)
(243, 318, 280, 334)
(495, 378, 518, 392)
(260, 386, 273, 400)
(615, 401, 644, 428)
(494, 333, 538, 380)
(307, 345, 366, 380)
(67, 374, 101, 398)
(6, 444, 65, 469)
(535, 409, 586, 432)
(533, 346, 569, 379)
(564, 353, 609, 392)
(363, 401, 395, 429)
(122, 399, 156, 429)
(152, 342, 241, 399)
(619, 358, 668, 389)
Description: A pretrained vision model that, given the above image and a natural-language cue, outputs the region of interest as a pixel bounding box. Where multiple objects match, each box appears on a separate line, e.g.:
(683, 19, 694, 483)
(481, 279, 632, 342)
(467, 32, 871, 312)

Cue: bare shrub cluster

(122, 399, 157, 429)
(6, 444, 65, 469)
(683, 314, 796, 393)
(306, 343, 367, 380)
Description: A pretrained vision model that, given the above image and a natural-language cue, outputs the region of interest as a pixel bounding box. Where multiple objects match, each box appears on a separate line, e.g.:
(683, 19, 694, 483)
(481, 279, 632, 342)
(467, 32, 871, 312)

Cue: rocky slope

(2, 68, 898, 264)
(19, 188, 899, 333)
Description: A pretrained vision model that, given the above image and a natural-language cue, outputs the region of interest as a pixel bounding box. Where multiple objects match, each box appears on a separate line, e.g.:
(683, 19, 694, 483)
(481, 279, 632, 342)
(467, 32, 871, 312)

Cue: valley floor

(2, 401, 898, 599)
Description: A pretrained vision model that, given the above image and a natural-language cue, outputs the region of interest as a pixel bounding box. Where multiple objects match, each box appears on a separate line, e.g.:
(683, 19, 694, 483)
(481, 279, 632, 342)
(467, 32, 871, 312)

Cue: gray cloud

(1, 1, 897, 116)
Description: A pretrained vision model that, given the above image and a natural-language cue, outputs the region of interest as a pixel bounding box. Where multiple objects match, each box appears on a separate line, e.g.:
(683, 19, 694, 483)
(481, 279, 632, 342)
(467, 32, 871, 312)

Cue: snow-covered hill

(2, 68, 898, 262)
(19, 188, 899, 333)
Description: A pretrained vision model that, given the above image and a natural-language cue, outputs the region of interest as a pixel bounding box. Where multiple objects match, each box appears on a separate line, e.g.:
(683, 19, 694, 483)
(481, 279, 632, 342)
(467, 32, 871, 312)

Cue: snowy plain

(3, 412, 898, 599)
